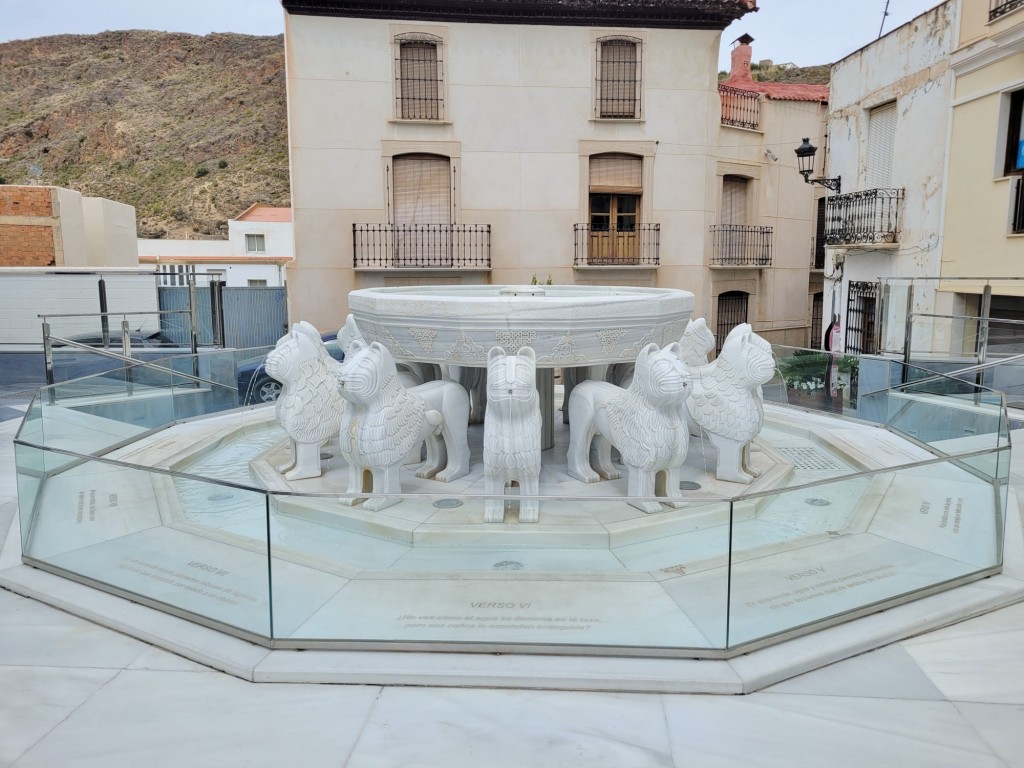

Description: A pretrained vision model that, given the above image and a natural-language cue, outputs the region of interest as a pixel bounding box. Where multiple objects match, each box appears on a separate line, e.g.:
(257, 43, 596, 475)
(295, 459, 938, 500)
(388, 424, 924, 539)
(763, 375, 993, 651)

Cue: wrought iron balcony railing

(990, 0, 1024, 21)
(824, 188, 904, 246)
(718, 84, 761, 130)
(353, 224, 491, 269)
(573, 223, 660, 266)
(709, 225, 773, 267)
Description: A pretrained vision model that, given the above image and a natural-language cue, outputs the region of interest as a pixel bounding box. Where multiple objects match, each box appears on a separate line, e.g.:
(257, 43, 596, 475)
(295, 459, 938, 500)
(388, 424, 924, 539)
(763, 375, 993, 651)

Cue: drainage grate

(433, 498, 463, 509)
(805, 497, 832, 507)
(493, 560, 524, 570)
(776, 446, 846, 472)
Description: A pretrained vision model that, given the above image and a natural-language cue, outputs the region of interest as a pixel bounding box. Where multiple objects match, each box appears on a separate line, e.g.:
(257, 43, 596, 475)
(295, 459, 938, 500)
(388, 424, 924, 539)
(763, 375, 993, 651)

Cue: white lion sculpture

(336, 339, 470, 511)
(567, 342, 693, 514)
(265, 325, 346, 481)
(684, 324, 776, 484)
(483, 346, 542, 523)
(680, 317, 716, 369)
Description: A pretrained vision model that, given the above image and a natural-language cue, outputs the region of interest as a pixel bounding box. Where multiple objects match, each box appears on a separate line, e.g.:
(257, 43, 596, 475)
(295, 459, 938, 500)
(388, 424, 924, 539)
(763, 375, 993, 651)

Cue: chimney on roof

(727, 33, 755, 86)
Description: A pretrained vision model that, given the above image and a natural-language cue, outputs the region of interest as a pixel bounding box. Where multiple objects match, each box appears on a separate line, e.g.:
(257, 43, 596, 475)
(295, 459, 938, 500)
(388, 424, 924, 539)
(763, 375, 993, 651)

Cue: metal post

(977, 284, 992, 398)
(42, 321, 55, 402)
(188, 272, 199, 385)
(98, 277, 109, 348)
(121, 318, 134, 396)
(902, 284, 914, 385)
(209, 279, 223, 348)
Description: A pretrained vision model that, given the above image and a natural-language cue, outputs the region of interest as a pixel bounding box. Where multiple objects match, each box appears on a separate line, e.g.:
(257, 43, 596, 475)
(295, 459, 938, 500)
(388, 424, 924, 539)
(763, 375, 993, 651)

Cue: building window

(587, 153, 642, 263)
(1004, 89, 1024, 176)
(248, 279, 268, 287)
(245, 234, 266, 254)
(716, 291, 749, 353)
(391, 153, 452, 266)
(595, 36, 641, 119)
(721, 175, 749, 226)
(395, 33, 444, 120)
(866, 101, 897, 189)
(810, 292, 824, 349)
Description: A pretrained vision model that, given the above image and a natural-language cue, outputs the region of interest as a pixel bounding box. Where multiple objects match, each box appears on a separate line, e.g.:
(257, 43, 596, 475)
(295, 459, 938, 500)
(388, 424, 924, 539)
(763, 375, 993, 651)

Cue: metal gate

(158, 286, 287, 349)
(845, 281, 878, 355)
(716, 290, 749, 353)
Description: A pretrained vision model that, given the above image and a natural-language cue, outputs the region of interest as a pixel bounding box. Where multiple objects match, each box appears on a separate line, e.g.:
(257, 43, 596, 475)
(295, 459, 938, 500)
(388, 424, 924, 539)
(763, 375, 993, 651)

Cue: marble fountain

(7, 284, 1019, 690)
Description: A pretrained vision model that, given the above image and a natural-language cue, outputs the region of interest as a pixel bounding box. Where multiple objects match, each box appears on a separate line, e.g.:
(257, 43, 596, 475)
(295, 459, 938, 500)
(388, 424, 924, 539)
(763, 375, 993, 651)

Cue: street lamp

(794, 138, 841, 194)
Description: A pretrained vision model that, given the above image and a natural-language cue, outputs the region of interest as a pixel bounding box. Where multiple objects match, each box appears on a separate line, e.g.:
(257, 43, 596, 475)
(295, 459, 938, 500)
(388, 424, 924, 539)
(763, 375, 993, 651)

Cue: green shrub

(195, 167, 209, 178)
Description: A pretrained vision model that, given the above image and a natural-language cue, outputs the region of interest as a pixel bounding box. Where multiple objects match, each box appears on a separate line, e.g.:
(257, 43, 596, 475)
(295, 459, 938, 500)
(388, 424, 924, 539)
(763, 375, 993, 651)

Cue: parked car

(236, 333, 344, 404)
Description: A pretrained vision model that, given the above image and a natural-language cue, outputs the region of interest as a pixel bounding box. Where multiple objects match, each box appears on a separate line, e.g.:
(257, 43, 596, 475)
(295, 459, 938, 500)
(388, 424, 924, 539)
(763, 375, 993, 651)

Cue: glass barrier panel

(19, 450, 271, 638)
(727, 456, 1003, 648)
(267, 489, 732, 650)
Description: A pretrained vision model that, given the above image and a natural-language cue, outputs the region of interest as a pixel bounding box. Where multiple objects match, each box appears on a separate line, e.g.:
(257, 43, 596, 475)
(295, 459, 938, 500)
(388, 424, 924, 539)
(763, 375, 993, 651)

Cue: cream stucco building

(280, 0, 826, 346)
(940, 0, 1024, 346)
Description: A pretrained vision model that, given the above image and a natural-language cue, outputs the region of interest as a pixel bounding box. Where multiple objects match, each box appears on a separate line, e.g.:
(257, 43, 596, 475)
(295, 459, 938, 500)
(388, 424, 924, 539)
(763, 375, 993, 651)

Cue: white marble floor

(3, 400, 1024, 766)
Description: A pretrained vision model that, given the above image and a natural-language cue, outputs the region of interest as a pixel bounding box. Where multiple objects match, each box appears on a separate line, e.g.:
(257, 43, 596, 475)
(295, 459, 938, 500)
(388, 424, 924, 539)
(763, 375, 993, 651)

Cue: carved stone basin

(348, 285, 695, 366)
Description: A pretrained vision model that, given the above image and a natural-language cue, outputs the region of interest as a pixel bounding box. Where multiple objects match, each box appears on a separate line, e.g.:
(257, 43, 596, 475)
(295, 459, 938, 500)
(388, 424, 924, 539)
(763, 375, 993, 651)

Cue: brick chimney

(726, 33, 755, 86)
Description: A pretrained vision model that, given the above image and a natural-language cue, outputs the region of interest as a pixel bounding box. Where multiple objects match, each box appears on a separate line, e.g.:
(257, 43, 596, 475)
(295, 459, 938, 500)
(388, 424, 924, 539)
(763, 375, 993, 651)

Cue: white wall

(229, 219, 294, 257)
(82, 197, 139, 267)
(0, 270, 160, 345)
(824, 0, 956, 353)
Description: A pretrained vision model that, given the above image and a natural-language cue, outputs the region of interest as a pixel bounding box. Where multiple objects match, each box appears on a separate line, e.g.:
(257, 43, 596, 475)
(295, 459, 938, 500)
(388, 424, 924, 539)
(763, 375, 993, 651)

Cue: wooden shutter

(393, 154, 451, 225)
(589, 154, 642, 193)
(866, 102, 897, 189)
(721, 175, 748, 226)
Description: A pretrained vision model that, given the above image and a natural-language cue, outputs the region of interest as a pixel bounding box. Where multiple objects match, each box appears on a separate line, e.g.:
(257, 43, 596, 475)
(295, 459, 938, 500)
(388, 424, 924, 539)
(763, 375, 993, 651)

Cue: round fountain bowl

(348, 285, 695, 366)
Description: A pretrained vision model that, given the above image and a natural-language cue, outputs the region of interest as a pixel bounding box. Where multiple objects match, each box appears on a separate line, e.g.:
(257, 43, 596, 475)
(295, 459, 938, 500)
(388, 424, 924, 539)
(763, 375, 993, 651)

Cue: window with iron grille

(991, 0, 1024, 21)
(845, 281, 878, 355)
(716, 291, 749, 353)
(810, 292, 824, 349)
(595, 37, 641, 119)
(396, 34, 443, 120)
(1014, 177, 1024, 234)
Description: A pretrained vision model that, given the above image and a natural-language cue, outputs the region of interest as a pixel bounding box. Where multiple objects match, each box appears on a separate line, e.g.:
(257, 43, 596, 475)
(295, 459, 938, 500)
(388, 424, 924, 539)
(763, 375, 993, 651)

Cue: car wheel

(256, 378, 282, 403)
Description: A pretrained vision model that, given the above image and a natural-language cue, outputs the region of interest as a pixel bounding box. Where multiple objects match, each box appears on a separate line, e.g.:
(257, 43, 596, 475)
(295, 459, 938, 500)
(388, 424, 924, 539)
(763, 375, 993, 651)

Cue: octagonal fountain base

(7, 384, 1020, 689)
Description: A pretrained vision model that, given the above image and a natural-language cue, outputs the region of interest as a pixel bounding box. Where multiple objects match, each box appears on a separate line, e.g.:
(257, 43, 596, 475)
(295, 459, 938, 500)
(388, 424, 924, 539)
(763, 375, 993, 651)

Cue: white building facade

(280, 0, 826, 344)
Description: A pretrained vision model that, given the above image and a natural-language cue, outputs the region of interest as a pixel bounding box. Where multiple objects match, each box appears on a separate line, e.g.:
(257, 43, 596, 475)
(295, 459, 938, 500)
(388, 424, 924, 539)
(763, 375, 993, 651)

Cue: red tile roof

(235, 204, 292, 223)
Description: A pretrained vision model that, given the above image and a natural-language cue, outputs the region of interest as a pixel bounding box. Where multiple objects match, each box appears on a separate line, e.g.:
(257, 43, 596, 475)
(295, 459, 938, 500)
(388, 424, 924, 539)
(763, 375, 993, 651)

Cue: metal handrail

(44, 336, 235, 392)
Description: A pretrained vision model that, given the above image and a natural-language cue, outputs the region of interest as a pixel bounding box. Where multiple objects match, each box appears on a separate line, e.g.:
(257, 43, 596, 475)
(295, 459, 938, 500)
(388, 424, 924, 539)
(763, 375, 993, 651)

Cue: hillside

(0, 30, 289, 238)
(719, 63, 830, 85)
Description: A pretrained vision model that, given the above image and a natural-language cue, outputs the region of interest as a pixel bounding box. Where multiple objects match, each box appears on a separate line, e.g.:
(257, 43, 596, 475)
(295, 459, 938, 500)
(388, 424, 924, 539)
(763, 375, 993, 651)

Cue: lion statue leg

(285, 440, 323, 481)
(660, 466, 687, 508)
(742, 442, 762, 479)
(626, 465, 662, 514)
(710, 432, 753, 484)
(276, 439, 296, 475)
(364, 463, 403, 512)
(339, 463, 368, 507)
(589, 434, 621, 481)
(519, 472, 540, 524)
(483, 472, 506, 523)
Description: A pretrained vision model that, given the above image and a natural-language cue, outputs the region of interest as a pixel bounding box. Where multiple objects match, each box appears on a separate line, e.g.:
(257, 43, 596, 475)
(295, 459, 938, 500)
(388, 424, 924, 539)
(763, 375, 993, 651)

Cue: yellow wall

(943, 47, 1024, 294)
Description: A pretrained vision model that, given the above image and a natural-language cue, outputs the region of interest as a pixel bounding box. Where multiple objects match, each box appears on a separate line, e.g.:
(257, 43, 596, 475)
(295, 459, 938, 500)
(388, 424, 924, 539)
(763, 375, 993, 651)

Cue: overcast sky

(3, 0, 943, 70)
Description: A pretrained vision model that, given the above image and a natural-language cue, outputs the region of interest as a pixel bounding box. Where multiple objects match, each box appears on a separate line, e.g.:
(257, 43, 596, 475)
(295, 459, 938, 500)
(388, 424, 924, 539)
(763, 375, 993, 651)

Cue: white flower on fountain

(266, 324, 346, 481)
(567, 342, 693, 514)
(684, 324, 776, 484)
(336, 339, 470, 511)
(483, 346, 542, 524)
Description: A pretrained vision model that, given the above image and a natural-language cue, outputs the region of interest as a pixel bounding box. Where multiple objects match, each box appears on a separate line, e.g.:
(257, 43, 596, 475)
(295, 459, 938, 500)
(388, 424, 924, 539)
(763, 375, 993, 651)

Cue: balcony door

(392, 153, 452, 267)
(588, 153, 641, 264)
